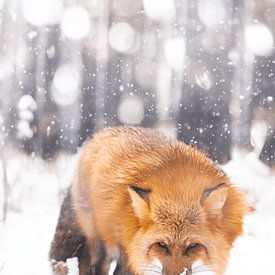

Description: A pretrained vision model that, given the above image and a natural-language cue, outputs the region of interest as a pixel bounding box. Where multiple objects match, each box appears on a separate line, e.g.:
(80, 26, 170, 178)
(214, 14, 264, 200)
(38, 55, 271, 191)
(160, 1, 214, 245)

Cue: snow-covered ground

(224, 151, 275, 275)
(0, 149, 274, 275)
(0, 151, 78, 275)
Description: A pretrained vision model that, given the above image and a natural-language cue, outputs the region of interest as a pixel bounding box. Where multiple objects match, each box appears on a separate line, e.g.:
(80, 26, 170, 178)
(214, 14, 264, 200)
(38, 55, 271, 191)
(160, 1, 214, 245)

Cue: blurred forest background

(0, 0, 274, 166)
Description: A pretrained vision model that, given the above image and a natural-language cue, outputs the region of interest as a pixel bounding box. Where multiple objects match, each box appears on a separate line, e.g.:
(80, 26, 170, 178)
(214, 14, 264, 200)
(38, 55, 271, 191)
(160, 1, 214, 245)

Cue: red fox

(50, 126, 249, 275)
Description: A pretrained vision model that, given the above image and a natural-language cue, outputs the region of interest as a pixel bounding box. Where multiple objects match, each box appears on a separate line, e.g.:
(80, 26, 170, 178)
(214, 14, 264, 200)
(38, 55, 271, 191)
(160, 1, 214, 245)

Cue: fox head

(125, 151, 248, 275)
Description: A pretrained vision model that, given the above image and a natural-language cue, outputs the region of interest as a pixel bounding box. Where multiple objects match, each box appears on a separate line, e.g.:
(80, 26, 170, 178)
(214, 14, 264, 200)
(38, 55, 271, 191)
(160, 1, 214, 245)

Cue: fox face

(125, 160, 247, 275)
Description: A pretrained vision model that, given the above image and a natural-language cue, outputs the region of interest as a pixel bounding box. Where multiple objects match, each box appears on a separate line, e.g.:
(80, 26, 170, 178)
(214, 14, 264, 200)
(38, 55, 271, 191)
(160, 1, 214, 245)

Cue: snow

(46, 46, 56, 60)
(61, 5, 91, 40)
(113, 0, 142, 17)
(16, 95, 37, 139)
(195, 71, 212, 91)
(18, 95, 37, 111)
(27, 31, 38, 40)
(224, 151, 275, 275)
(0, 0, 4, 10)
(22, 0, 63, 27)
(198, 0, 225, 28)
(143, 0, 176, 23)
(52, 65, 80, 106)
(164, 38, 186, 71)
(0, 152, 78, 275)
(0, 57, 14, 81)
(118, 95, 145, 125)
(17, 120, 33, 139)
(0, 149, 274, 275)
(108, 22, 137, 54)
(245, 23, 274, 56)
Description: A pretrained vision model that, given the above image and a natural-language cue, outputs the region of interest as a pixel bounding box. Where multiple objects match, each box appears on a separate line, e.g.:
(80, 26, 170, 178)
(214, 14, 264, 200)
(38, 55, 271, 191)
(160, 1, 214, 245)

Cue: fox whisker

(143, 268, 162, 274)
(139, 263, 163, 274)
(191, 267, 215, 274)
(139, 263, 163, 270)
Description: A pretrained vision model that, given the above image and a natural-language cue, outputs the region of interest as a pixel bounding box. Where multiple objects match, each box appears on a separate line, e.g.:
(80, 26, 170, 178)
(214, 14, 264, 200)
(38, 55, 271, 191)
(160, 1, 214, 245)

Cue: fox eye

(184, 243, 199, 255)
(157, 242, 169, 252)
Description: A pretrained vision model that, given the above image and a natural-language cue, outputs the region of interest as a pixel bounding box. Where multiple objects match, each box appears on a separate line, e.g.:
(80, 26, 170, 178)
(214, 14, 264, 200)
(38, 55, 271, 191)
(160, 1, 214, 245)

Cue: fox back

(72, 126, 248, 275)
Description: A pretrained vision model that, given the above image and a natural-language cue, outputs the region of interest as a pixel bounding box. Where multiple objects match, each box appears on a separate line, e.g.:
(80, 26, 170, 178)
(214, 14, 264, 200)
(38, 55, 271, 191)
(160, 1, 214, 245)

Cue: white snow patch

(109, 22, 136, 54)
(22, 0, 63, 27)
(0, 57, 14, 81)
(67, 257, 79, 275)
(117, 95, 145, 125)
(61, 5, 91, 40)
(164, 38, 186, 71)
(198, 0, 225, 28)
(245, 22, 274, 56)
(223, 151, 275, 275)
(0, 151, 79, 275)
(143, 0, 176, 23)
(52, 65, 80, 106)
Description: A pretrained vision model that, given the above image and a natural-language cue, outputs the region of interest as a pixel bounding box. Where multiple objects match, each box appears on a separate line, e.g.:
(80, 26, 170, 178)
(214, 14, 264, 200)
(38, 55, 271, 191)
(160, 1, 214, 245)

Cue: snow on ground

(0, 149, 274, 275)
(0, 151, 78, 275)
(224, 151, 275, 275)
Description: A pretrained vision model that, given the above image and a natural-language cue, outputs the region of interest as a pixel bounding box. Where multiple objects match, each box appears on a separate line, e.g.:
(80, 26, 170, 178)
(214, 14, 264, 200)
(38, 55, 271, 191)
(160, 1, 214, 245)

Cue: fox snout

(158, 269, 188, 275)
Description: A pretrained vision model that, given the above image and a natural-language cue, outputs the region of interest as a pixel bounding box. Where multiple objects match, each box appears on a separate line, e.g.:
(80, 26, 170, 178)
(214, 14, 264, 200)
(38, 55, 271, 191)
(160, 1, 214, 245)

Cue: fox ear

(201, 183, 228, 217)
(128, 185, 150, 219)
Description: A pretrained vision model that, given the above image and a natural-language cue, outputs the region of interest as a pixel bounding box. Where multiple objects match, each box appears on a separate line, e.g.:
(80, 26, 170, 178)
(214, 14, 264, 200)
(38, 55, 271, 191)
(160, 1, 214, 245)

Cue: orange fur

(72, 126, 249, 275)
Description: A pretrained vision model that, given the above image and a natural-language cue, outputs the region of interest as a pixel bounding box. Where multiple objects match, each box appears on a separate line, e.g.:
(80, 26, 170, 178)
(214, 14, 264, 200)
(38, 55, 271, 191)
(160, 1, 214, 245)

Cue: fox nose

(165, 268, 189, 275)
(181, 267, 189, 275)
